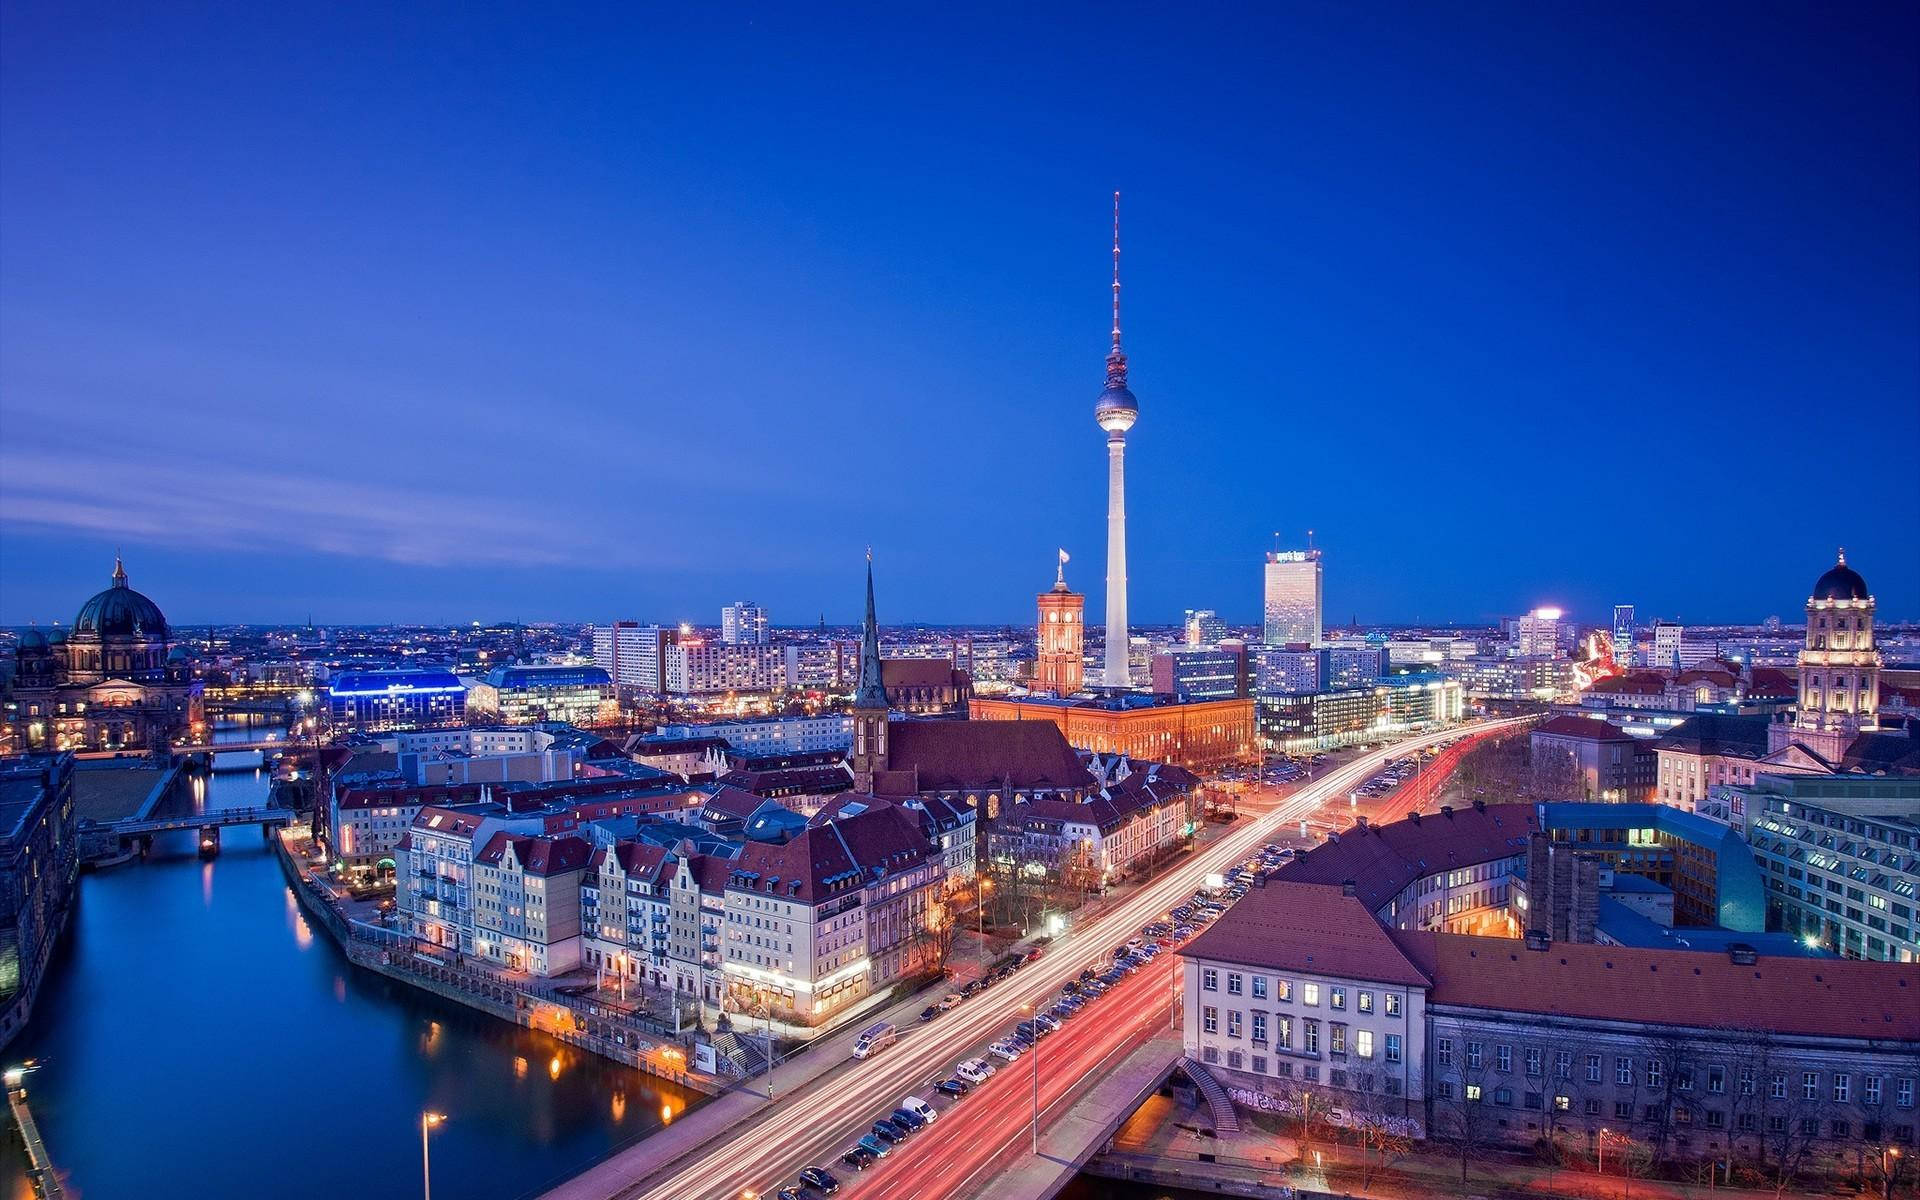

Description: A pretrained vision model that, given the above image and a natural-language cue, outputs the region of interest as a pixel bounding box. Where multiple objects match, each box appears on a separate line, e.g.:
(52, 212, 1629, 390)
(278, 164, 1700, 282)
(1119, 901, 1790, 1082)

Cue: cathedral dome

(16, 630, 47, 652)
(1811, 551, 1870, 603)
(73, 559, 169, 639)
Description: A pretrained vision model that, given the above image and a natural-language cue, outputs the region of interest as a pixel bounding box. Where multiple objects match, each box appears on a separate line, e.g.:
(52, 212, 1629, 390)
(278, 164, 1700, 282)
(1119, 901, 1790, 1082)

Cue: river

(3, 720, 692, 1200)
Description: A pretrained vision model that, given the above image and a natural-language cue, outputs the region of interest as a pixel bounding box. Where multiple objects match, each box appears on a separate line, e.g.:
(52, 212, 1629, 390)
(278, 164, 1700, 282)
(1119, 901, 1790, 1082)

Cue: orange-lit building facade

(1033, 559, 1085, 697)
(969, 693, 1254, 773)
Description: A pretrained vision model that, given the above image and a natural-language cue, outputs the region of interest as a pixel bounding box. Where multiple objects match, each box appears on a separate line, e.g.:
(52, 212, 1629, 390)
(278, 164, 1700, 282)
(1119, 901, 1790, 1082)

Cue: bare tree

(1529, 744, 1584, 802)
(1431, 1042, 1498, 1187)
(1348, 1073, 1414, 1190)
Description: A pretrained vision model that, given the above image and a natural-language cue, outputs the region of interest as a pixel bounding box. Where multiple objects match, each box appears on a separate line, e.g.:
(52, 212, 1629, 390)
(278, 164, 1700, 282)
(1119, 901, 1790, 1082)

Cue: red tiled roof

(1183, 882, 1431, 988)
(1391, 930, 1920, 1041)
(1535, 715, 1633, 742)
(1276, 803, 1540, 916)
(730, 803, 934, 904)
(1745, 668, 1797, 699)
(882, 658, 967, 689)
(880, 719, 1093, 792)
(1586, 671, 1666, 696)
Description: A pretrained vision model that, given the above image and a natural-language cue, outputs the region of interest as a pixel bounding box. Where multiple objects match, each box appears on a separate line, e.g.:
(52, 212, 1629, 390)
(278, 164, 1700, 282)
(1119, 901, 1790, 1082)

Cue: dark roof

(1811, 556, 1870, 602)
(1534, 715, 1633, 742)
(1276, 803, 1540, 916)
(879, 719, 1093, 793)
(1183, 882, 1431, 988)
(71, 560, 168, 640)
(478, 832, 592, 876)
(482, 665, 611, 689)
(1654, 713, 1773, 760)
(1841, 731, 1920, 776)
(1745, 667, 1797, 699)
(1391, 930, 1918, 1041)
(1586, 671, 1666, 696)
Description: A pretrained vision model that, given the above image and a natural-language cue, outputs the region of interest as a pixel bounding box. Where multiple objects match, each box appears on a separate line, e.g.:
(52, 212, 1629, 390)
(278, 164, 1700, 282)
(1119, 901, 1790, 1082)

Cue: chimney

(1441, 805, 1455, 819)
(1408, 811, 1421, 825)
(1341, 879, 1357, 897)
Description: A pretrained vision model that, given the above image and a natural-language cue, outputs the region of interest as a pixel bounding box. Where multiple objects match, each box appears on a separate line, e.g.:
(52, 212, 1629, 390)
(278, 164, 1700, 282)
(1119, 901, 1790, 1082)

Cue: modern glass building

(1262, 549, 1323, 646)
(326, 669, 467, 732)
(468, 665, 614, 726)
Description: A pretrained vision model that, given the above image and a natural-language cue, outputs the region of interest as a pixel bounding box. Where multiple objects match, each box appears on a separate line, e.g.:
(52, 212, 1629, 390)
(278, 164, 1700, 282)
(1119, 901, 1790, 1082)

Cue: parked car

(855, 1135, 891, 1158)
(840, 1148, 874, 1171)
(798, 1166, 841, 1193)
(919, 1005, 939, 1023)
(778, 1186, 805, 1200)
(935, 1077, 970, 1097)
(1035, 1012, 1063, 1031)
(939, 992, 964, 1010)
(989, 1040, 1023, 1062)
(957, 1057, 995, 1083)
(891, 1107, 926, 1131)
(851, 1022, 897, 1060)
(869, 1121, 902, 1145)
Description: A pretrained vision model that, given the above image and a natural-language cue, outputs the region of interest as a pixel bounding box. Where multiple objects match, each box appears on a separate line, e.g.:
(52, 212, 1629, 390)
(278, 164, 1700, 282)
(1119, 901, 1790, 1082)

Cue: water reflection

(0, 725, 693, 1200)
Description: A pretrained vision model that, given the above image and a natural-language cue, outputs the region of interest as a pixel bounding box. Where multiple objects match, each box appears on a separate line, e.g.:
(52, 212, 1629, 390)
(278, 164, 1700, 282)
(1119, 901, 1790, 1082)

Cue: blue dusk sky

(2, 3, 1915, 629)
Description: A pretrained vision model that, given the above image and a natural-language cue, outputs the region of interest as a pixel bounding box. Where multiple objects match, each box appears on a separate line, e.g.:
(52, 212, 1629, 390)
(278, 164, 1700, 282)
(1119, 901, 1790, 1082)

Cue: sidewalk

(533, 976, 950, 1200)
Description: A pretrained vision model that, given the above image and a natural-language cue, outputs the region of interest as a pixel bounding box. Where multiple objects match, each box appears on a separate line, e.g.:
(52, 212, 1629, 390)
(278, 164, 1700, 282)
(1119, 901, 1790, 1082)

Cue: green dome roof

(72, 559, 169, 640)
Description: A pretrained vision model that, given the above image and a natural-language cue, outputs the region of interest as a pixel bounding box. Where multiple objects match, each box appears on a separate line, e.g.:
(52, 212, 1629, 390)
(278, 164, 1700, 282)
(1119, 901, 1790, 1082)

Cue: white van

(851, 1022, 897, 1060)
(900, 1095, 937, 1123)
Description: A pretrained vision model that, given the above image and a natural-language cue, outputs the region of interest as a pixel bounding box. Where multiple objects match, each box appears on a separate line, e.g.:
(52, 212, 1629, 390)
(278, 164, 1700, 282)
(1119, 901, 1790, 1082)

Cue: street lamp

(420, 1112, 446, 1200)
(1883, 1146, 1902, 1200)
(1598, 1126, 1609, 1176)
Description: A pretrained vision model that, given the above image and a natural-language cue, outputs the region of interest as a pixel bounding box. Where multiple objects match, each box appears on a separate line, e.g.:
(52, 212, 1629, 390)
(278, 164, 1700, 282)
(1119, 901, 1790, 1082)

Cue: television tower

(1095, 192, 1140, 687)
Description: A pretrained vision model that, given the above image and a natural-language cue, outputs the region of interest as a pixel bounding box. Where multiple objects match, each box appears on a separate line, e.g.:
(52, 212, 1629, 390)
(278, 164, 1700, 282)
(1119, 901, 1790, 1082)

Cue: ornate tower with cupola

(1772, 549, 1880, 761)
(849, 552, 890, 795)
(1034, 550, 1085, 696)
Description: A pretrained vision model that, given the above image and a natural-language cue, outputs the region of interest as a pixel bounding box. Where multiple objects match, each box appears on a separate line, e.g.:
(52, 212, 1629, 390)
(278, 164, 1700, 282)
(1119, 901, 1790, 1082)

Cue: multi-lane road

(619, 719, 1524, 1200)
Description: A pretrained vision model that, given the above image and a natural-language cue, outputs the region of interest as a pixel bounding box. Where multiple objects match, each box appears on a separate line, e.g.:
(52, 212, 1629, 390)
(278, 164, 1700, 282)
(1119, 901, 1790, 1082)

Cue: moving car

(851, 1022, 897, 1060)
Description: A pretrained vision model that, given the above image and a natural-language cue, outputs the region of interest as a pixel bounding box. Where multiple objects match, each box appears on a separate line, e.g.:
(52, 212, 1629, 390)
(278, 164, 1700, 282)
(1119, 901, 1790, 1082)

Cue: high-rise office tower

(592, 621, 674, 696)
(1035, 550, 1085, 696)
(1095, 193, 1139, 688)
(1183, 609, 1228, 648)
(721, 601, 769, 645)
(1262, 549, 1323, 646)
(1611, 604, 1636, 666)
(1652, 620, 1683, 670)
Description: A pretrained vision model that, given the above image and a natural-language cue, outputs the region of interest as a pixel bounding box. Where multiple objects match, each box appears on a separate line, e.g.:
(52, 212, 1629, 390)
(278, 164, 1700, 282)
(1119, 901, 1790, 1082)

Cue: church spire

(111, 553, 128, 588)
(854, 549, 888, 710)
(1106, 191, 1127, 388)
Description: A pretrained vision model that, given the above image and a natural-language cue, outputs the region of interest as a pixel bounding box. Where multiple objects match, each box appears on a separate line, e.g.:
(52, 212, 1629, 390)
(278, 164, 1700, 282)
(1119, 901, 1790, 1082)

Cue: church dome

(73, 559, 169, 639)
(1811, 551, 1870, 602)
(16, 630, 47, 652)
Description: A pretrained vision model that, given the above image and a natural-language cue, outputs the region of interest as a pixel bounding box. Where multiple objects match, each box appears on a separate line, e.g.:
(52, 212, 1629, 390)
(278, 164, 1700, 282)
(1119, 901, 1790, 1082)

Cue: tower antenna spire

(1111, 191, 1122, 353)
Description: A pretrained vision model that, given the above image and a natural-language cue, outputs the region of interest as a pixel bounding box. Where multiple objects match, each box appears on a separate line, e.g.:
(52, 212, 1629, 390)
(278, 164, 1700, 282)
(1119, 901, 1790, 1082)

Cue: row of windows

(1200, 969, 1403, 1016)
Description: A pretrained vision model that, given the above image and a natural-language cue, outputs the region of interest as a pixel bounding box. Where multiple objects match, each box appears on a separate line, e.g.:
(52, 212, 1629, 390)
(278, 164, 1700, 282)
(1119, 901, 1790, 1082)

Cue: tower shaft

(1103, 432, 1130, 686)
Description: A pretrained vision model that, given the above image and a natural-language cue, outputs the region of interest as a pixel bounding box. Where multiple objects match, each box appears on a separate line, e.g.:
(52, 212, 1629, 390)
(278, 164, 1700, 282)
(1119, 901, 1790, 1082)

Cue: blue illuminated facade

(327, 669, 467, 732)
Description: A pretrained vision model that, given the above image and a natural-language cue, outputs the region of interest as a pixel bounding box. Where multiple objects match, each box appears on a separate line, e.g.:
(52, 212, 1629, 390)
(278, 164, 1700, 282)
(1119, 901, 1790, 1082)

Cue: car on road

(855, 1134, 891, 1158)
(1035, 1012, 1062, 1031)
(956, 1057, 995, 1083)
(902, 1095, 938, 1123)
(989, 1040, 1024, 1062)
(1047, 1004, 1074, 1023)
(1008, 1030, 1036, 1050)
(798, 1166, 841, 1193)
(962, 979, 987, 997)
(777, 1186, 805, 1200)
(919, 1005, 939, 1022)
(939, 992, 964, 1010)
(935, 1077, 970, 1097)
(869, 1121, 903, 1144)
(839, 1146, 875, 1171)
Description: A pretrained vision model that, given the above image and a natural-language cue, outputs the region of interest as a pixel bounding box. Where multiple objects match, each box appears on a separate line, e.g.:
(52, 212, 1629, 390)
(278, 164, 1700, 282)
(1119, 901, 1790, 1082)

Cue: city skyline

(2, 6, 1916, 625)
